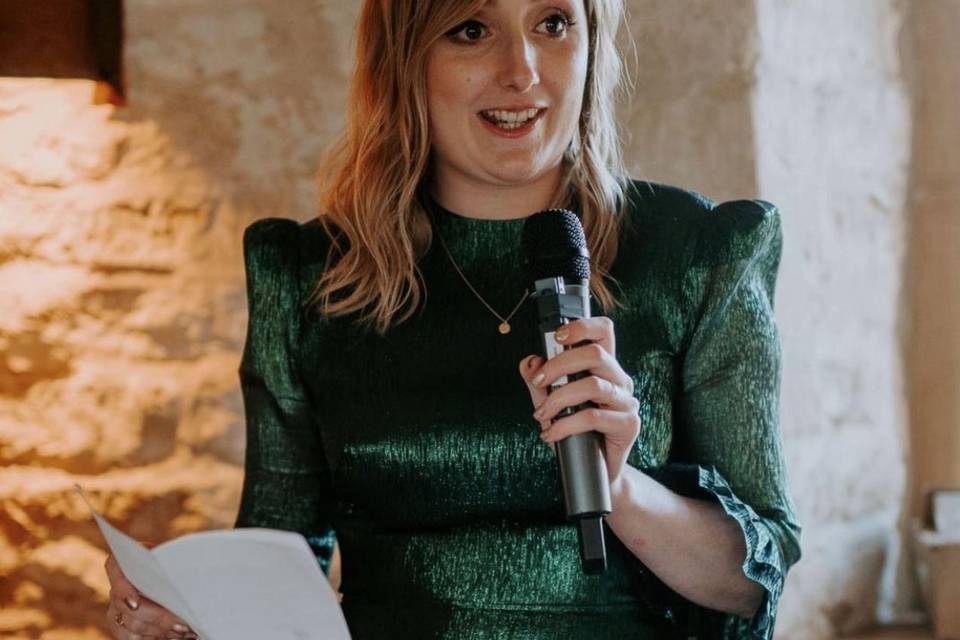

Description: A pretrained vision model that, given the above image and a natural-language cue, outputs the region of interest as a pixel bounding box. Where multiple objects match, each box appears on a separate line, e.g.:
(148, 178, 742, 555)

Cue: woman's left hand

(517, 317, 641, 488)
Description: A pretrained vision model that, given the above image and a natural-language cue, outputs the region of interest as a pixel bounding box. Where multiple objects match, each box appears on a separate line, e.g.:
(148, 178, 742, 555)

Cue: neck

(430, 163, 566, 221)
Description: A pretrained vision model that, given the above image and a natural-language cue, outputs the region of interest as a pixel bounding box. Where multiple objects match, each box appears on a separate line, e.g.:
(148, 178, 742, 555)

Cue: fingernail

(533, 407, 544, 420)
(172, 623, 190, 633)
(124, 596, 139, 610)
(540, 429, 550, 441)
(532, 372, 545, 387)
(555, 328, 568, 341)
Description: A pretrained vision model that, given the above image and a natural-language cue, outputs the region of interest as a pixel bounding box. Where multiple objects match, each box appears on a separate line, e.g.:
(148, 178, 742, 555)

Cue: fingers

(115, 598, 196, 638)
(109, 592, 196, 638)
(540, 405, 641, 445)
(531, 338, 634, 394)
(105, 601, 163, 640)
(538, 406, 640, 485)
(518, 354, 549, 407)
(519, 317, 641, 486)
(519, 316, 636, 463)
(532, 375, 636, 424)
(104, 554, 140, 609)
(105, 601, 123, 639)
(105, 554, 196, 638)
(554, 317, 616, 357)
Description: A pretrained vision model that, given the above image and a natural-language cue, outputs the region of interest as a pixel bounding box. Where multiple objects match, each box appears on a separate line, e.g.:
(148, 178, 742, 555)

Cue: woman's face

(426, 0, 589, 195)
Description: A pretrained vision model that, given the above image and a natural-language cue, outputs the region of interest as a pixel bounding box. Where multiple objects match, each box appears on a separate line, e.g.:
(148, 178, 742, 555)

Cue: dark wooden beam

(0, 1, 124, 103)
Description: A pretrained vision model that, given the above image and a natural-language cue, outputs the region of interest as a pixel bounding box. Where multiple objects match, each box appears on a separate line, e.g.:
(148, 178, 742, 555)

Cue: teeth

(481, 108, 540, 128)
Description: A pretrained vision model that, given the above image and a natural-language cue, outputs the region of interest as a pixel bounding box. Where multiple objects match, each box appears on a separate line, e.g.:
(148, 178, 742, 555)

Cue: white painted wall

(751, 2, 913, 636)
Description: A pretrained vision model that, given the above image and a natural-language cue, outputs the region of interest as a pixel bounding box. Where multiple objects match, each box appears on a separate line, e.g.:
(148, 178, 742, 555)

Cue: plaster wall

(751, 1, 913, 636)
(619, 0, 759, 201)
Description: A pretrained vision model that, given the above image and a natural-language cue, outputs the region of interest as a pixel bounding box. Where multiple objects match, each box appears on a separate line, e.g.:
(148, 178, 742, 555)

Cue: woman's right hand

(104, 547, 198, 639)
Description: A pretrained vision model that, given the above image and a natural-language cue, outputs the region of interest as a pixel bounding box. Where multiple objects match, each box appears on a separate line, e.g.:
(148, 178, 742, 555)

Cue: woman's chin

(477, 160, 554, 188)
(486, 171, 541, 187)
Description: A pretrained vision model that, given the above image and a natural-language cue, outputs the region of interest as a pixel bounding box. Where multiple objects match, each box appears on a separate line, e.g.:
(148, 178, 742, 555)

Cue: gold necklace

(434, 229, 530, 335)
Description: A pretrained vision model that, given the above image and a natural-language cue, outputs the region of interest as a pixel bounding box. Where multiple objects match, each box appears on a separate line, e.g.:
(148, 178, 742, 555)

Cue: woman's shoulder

(242, 216, 336, 271)
(242, 216, 331, 251)
(241, 217, 301, 280)
(621, 178, 782, 266)
(243, 216, 348, 312)
(241, 217, 338, 312)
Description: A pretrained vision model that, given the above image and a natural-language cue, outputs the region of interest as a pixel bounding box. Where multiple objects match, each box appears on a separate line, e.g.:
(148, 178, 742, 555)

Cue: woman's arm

(235, 218, 338, 575)
(519, 317, 768, 621)
(521, 199, 800, 640)
(606, 466, 763, 619)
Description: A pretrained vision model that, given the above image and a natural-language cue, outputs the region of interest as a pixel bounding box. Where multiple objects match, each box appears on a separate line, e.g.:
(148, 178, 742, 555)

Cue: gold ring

(114, 611, 125, 627)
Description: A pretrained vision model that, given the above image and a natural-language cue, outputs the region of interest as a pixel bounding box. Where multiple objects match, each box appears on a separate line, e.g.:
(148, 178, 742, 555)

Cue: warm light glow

(0, 75, 245, 639)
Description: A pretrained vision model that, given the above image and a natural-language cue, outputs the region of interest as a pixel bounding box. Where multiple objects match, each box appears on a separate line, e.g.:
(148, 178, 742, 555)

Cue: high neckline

(420, 190, 527, 276)
(423, 192, 531, 227)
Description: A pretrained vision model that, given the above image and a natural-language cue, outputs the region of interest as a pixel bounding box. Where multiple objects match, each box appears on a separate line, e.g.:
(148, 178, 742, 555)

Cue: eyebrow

(481, 0, 563, 11)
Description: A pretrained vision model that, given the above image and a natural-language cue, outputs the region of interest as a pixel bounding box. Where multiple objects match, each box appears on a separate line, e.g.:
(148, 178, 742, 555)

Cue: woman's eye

(447, 20, 488, 43)
(536, 13, 573, 36)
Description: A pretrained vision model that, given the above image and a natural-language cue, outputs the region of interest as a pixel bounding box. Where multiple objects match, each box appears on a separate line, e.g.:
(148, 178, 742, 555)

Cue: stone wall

(0, 1, 948, 638)
(0, 2, 357, 637)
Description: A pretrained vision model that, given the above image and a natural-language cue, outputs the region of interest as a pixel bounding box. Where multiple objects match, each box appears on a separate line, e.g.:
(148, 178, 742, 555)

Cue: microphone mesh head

(521, 209, 591, 281)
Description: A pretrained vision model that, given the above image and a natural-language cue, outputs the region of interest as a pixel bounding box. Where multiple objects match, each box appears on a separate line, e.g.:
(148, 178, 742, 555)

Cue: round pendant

(498, 322, 511, 335)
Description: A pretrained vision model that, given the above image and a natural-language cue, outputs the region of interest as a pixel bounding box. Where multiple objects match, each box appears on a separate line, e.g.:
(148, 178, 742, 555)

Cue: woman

(104, 0, 801, 638)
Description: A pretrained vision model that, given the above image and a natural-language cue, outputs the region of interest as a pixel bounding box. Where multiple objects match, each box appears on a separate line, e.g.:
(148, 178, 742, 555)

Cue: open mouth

(479, 108, 545, 130)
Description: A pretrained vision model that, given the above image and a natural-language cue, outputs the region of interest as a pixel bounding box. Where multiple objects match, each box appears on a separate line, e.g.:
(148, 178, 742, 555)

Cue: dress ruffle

(698, 464, 795, 640)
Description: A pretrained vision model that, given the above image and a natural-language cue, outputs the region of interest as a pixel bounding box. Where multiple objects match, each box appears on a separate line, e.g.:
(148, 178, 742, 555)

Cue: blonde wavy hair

(311, 0, 630, 335)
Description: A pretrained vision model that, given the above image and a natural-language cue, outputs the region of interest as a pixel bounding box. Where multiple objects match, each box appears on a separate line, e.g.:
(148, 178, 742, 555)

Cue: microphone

(521, 209, 611, 575)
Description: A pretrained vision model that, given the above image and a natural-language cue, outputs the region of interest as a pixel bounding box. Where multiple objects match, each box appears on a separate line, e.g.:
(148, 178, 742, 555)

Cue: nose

(497, 34, 540, 92)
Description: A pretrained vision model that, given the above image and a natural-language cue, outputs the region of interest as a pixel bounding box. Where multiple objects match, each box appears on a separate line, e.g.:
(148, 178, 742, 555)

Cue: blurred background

(1, 1, 958, 639)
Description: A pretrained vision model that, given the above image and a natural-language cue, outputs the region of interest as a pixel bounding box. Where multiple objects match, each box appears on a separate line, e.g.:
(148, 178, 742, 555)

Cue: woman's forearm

(605, 464, 764, 619)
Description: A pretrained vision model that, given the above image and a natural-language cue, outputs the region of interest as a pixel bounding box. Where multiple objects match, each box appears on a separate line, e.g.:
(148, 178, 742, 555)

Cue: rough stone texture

(0, 1, 950, 638)
(0, 77, 248, 637)
(750, 1, 914, 637)
(0, 2, 358, 637)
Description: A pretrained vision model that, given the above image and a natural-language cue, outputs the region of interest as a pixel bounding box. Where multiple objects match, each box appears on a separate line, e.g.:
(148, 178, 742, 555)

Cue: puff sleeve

(649, 200, 802, 640)
(233, 218, 338, 576)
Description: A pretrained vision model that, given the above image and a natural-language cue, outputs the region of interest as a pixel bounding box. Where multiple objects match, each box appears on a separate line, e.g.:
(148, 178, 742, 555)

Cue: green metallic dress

(234, 180, 802, 640)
